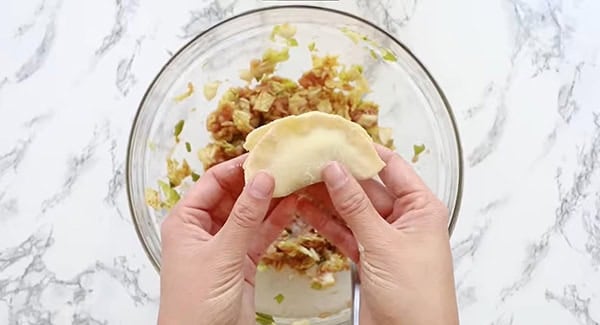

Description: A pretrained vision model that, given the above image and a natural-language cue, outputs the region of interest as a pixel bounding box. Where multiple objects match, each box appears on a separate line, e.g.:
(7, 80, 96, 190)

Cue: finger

(248, 196, 297, 264)
(296, 197, 359, 262)
(161, 208, 213, 245)
(217, 171, 275, 255)
(302, 180, 394, 217)
(322, 162, 389, 244)
(212, 196, 283, 232)
(266, 198, 283, 217)
(181, 154, 247, 211)
(375, 144, 429, 198)
(173, 205, 214, 233)
(359, 180, 394, 218)
(243, 255, 259, 286)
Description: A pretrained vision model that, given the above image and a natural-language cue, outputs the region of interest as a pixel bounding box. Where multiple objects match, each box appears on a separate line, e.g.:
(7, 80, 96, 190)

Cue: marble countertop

(2, 0, 600, 324)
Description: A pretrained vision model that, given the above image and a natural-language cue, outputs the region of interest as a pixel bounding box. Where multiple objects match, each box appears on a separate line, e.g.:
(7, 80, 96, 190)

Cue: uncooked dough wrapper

(243, 111, 386, 197)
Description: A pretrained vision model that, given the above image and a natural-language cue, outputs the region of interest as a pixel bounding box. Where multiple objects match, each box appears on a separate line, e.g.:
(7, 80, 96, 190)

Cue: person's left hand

(158, 154, 297, 325)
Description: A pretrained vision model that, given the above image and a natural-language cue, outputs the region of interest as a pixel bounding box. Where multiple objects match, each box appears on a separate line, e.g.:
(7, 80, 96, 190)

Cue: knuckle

(401, 191, 431, 211)
(423, 192, 448, 214)
(337, 191, 370, 217)
(411, 193, 430, 210)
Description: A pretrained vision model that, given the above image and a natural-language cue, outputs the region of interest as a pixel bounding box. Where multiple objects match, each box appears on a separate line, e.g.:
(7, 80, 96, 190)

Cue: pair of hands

(157, 145, 459, 325)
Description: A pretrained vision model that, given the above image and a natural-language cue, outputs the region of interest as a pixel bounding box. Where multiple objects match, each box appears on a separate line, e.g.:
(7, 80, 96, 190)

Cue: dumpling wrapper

(245, 111, 375, 151)
(243, 111, 386, 198)
(244, 115, 288, 151)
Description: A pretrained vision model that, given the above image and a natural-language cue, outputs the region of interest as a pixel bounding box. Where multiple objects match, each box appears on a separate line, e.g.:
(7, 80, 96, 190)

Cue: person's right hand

(297, 145, 459, 325)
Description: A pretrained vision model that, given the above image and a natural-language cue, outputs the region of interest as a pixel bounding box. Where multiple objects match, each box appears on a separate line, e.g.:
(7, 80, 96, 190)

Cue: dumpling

(243, 111, 386, 198)
(244, 116, 287, 151)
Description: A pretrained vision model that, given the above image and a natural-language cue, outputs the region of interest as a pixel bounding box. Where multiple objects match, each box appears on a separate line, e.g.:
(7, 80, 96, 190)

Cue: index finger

(248, 195, 298, 265)
(375, 144, 429, 198)
(302, 180, 394, 217)
(181, 154, 248, 211)
(321, 162, 389, 245)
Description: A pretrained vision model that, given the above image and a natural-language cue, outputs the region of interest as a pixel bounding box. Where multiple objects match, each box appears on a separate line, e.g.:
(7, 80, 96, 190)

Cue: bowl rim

(126, 4, 464, 273)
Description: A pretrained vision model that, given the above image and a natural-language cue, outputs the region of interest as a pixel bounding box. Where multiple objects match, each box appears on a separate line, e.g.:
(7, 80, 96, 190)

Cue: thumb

(218, 171, 275, 255)
(322, 162, 389, 246)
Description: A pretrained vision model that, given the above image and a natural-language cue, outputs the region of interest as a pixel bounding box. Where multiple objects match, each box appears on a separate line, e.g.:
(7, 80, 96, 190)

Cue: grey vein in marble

(15, 18, 56, 82)
(115, 39, 142, 96)
(462, 83, 495, 120)
(501, 113, 600, 300)
(452, 218, 491, 264)
(23, 113, 53, 128)
(500, 230, 551, 301)
(456, 285, 477, 310)
(555, 115, 600, 236)
(13, 0, 49, 38)
(40, 123, 109, 214)
(509, 0, 572, 75)
(355, 0, 417, 34)
(546, 285, 599, 325)
(72, 313, 108, 325)
(0, 228, 52, 272)
(105, 137, 124, 205)
(95, 256, 153, 305)
(467, 4, 577, 167)
(180, 0, 238, 39)
(468, 75, 511, 167)
(538, 63, 586, 161)
(453, 199, 508, 310)
(0, 77, 8, 92)
(104, 135, 126, 221)
(558, 63, 583, 123)
(0, 228, 153, 324)
(583, 192, 600, 267)
(96, 0, 138, 56)
(491, 314, 514, 325)
(0, 138, 32, 176)
(0, 192, 18, 220)
(0, 114, 52, 177)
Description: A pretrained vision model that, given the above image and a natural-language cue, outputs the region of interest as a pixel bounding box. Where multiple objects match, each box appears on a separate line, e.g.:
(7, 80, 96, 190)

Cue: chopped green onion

(340, 27, 361, 44)
(191, 172, 200, 182)
(174, 120, 184, 138)
(370, 49, 378, 60)
(256, 312, 275, 325)
(271, 23, 296, 41)
(185, 142, 191, 152)
(412, 144, 426, 163)
(158, 180, 180, 209)
(382, 50, 398, 62)
(274, 293, 285, 304)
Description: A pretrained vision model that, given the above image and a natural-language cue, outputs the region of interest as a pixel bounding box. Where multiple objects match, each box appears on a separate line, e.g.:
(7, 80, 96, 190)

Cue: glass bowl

(127, 5, 463, 325)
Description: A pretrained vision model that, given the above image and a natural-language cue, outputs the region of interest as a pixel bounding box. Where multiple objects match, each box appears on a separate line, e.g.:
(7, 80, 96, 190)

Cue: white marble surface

(1, 0, 600, 324)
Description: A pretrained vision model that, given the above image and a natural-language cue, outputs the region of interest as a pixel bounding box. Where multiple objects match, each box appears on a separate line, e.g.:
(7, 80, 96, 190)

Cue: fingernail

(323, 162, 347, 190)
(249, 171, 274, 199)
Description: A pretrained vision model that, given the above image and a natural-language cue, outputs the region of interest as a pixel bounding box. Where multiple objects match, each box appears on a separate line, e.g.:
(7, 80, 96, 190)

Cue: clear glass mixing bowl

(127, 6, 463, 325)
